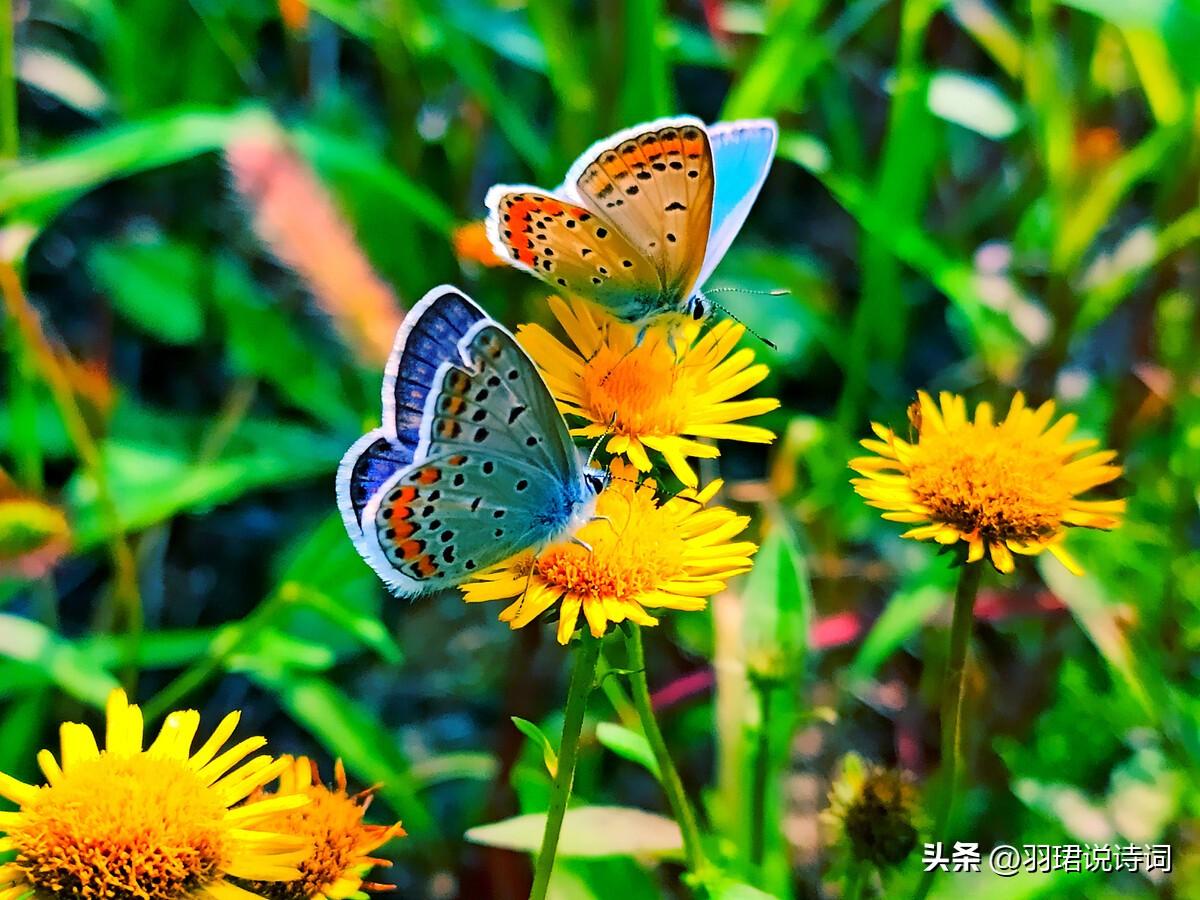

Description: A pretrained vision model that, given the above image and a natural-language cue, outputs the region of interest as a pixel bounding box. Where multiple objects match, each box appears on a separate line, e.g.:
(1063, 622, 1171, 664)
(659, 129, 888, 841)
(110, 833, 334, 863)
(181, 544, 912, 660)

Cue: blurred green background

(1, 0, 1198, 897)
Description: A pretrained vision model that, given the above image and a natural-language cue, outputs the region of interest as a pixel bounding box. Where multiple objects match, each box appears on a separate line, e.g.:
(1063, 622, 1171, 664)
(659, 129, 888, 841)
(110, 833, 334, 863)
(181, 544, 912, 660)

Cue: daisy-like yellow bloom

(0, 690, 309, 900)
(518, 296, 779, 487)
(462, 460, 757, 644)
(851, 391, 1125, 575)
(235, 757, 405, 900)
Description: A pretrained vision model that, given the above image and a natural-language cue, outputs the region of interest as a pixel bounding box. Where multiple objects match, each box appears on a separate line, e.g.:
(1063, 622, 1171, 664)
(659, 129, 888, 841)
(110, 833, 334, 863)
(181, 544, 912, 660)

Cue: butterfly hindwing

(698, 119, 778, 286)
(568, 116, 715, 301)
(362, 451, 577, 592)
(485, 186, 661, 311)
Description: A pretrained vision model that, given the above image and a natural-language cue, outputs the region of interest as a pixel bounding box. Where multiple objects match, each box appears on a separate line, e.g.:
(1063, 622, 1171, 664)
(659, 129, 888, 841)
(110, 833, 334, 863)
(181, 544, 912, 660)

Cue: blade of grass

(837, 0, 941, 430)
(722, 0, 825, 119)
(253, 669, 441, 846)
(0, 614, 121, 706)
(0, 106, 266, 216)
(0, 265, 143, 688)
(527, 0, 596, 159)
(617, 0, 673, 122)
(777, 134, 1026, 374)
(0, 0, 16, 158)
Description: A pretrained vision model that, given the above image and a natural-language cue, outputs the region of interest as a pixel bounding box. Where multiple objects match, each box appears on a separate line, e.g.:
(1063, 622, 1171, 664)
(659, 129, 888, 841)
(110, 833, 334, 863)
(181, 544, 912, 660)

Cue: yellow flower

(850, 391, 1125, 575)
(822, 753, 920, 868)
(518, 296, 779, 487)
(462, 461, 756, 644)
(235, 757, 405, 900)
(0, 690, 309, 900)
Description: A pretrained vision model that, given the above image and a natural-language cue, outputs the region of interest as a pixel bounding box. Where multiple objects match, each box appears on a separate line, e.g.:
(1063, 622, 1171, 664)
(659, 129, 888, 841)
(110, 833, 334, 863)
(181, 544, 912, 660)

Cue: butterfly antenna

(704, 289, 788, 350)
(587, 412, 619, 468)
(605, 473, 704, 506)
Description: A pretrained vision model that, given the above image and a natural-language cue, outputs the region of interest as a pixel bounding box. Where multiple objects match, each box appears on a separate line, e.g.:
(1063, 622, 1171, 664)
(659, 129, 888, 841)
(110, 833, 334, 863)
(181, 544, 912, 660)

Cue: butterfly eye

(585, 472, 608, 495)
(688, 295, 709, 321)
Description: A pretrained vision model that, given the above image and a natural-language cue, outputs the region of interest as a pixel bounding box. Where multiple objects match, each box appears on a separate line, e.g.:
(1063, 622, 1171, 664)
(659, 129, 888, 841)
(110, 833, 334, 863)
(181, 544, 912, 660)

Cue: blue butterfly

(336, 285, 605, 595)
(484, 116, 777, 327)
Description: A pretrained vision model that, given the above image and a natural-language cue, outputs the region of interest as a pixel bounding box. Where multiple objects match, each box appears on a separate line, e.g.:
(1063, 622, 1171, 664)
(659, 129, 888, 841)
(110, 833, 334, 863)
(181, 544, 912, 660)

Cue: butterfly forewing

(486, 189, 660, 307)
(571, 119, 715, 299)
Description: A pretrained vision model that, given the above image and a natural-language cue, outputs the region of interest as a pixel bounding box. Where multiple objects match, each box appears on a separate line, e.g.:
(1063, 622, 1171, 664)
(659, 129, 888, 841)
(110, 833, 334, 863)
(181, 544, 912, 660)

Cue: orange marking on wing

(415, 467, 441, 485)
(399, 539, 424, 560)
(502, 195, 592, 267)
(392, 521, 415, 539)
(448, 454, 468, 466)
(447, 396, 466, 414)
(415, 555, 437, 577)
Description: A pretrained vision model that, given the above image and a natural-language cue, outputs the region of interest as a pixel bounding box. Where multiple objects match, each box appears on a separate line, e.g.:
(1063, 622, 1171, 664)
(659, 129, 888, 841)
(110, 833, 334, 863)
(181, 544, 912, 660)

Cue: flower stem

(0, 0, 17, 159)
(625, 623, 707, 877)
(529, 632, 602, 900)
(912, 562, 982, 900)
(749, 678, 773, 871)
(843, 861, 867, 900)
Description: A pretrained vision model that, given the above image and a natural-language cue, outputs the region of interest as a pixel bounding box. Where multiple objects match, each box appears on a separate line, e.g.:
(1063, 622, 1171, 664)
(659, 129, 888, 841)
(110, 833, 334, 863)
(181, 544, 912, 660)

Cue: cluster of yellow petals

(851, 391, 1125, 574)
(462, 461, 756, 644)
(0, 691, 308, 900)
(235, 757, 404, 900)
(519, 296, 779, 487)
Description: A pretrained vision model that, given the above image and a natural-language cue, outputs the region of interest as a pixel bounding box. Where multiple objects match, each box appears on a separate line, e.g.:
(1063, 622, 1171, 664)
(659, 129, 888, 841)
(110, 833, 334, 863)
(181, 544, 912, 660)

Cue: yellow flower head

(518, 296, 780, 487)
(850, 391, 1125, 575)
(462, 460, 757, 644)
(0, 690, 309, 900)
(822, 753, 921, 868)
(235, 757, 405, 900)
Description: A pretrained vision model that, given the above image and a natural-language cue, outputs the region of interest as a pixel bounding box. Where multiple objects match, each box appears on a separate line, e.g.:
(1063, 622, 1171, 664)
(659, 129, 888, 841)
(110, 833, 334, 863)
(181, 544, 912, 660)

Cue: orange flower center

(907, 426, 1073, 542)
(535, 487, 685, 601)
(11, 755, 227, 899)
(580, 335, 690, 436)
(240, 786, 371, 900)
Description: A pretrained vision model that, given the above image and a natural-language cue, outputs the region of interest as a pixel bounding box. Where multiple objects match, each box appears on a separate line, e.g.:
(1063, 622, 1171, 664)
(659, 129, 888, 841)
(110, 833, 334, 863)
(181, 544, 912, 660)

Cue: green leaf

(512, 716, 559, 777)
(595, 722, 661, 780)
(210, 256, 354, 427)
(249, 669, 438, 840)
(0, 614, 120, 706)
(723, 0, 824, 119)
(849, 578, 954, 683)
(89, 238, 205, 345)
(294, 126, 458, 237)
(465, 806, 683, 858)
(68, 421, 341, 548)
(926, 71, 1020, 139)
(0, 106, 266, 217)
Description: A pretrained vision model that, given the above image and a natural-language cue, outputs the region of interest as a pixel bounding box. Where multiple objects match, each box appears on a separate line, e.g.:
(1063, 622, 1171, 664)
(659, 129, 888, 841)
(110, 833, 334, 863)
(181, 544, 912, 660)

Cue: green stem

(529, 633, 602, 900)
(912, 563, 983, 900)
(625, 623, 707, 878)
(749, 679, 773, 871)
(843, 861, 868, 900)
(0, 0, 17, 159)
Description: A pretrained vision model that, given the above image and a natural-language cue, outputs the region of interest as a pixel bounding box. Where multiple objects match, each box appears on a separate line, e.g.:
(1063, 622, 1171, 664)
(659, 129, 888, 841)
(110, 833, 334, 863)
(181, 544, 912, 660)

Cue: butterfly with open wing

(336, 285, 606, 596)
(485, 116, 778, 332)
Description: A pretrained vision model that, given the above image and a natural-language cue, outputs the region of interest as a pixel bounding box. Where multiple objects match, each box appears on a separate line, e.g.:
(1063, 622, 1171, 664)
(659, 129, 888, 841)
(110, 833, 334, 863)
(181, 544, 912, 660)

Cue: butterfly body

(337, 285, 602, 596)
(485, 116, 777, 327)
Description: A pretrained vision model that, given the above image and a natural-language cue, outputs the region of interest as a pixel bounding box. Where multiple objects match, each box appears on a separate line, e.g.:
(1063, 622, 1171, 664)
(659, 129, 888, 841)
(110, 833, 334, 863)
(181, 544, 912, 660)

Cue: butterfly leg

(569, 536, 594, 554)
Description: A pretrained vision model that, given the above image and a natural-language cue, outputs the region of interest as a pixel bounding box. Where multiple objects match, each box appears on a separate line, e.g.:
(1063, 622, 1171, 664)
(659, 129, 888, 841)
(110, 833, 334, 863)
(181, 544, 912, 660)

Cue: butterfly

(336, 285, 606, 595)
(485, 116, 777, 330)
